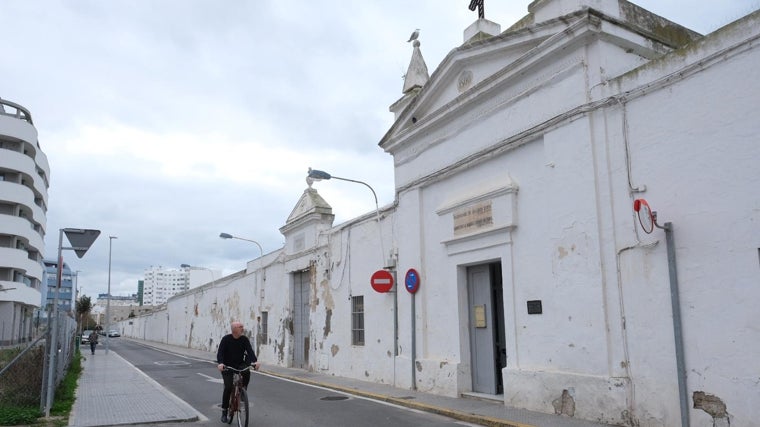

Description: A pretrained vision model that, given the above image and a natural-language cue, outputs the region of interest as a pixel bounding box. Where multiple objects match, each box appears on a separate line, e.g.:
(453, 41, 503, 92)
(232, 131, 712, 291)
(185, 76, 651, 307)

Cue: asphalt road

(109, 339, 479, 426)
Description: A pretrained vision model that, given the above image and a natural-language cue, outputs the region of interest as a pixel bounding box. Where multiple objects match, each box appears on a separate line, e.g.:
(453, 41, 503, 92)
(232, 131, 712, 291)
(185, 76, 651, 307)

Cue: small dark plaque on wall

(527, 300, 542, 314)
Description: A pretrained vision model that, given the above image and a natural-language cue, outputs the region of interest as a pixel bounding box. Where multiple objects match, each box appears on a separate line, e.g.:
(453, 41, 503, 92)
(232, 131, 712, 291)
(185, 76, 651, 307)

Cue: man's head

(231, 321, 244, 338)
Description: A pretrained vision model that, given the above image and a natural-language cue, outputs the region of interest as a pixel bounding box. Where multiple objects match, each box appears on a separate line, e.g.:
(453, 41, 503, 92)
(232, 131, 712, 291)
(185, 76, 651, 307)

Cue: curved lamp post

(306, 168, 385, 264)
(219, 232, 264, 258)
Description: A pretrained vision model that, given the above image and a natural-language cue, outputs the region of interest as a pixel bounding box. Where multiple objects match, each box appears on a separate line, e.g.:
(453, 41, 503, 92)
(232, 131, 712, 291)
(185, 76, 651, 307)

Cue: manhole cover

(320, 396, 349, 401)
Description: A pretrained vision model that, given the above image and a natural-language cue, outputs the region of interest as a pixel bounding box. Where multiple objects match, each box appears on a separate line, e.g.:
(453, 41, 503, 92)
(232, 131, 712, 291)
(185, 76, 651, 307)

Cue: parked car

(81, 330, 95, 344)
(107, 330, 120, 337)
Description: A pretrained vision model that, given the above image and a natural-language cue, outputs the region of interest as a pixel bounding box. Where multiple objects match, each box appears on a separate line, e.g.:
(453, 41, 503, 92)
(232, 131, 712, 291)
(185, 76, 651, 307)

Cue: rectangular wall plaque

(527, 300, 542, 314)
(474, 305, 487, 328)
(453, 200, 493, 236)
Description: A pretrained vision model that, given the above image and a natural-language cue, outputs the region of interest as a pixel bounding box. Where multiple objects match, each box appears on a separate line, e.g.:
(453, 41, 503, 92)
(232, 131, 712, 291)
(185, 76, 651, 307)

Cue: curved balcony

(0, 148, 35, 173)
(0, 247, 43, 282)
(35, 150, 50, 187)
(0, 181, 46, 226)
(0, 281, 41, 307)
(0, 115, 36, 144)
(0, 99, 33, 125)
(0, 151, 49, 208)
(2, 215, 44, 253)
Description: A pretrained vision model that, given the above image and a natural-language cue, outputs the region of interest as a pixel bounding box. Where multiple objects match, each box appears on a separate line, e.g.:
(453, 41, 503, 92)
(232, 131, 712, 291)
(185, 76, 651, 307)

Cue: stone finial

(402, 39, 429, 94)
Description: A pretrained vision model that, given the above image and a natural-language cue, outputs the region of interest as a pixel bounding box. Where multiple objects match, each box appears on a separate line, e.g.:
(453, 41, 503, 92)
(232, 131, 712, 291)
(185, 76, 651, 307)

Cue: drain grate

(320, 396, 349, 401)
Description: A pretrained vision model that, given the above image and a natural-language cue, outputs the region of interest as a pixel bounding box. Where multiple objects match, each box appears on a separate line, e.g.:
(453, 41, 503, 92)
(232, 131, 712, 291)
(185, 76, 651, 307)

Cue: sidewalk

(69, 338, 617, 427)
(68, 347, 202, 426)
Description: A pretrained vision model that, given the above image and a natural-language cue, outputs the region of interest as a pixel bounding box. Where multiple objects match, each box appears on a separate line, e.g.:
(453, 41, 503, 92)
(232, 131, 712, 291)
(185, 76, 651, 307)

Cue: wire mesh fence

(0, 311, 78, 410)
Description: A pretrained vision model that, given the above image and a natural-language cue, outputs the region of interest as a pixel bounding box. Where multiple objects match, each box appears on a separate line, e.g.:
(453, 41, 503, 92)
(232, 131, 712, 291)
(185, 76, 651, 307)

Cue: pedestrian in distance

(216, 321, 261, 423)
(88, 330, 99, 355)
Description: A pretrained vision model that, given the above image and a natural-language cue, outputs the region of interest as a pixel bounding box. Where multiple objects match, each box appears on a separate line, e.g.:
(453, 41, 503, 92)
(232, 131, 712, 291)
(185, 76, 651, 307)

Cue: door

(467, 262, 507, 394)
(292, 270, 310, 369)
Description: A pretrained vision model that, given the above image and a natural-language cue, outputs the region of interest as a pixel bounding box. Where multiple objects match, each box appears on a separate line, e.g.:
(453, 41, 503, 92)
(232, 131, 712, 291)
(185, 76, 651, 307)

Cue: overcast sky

(2, 0, 757, 299)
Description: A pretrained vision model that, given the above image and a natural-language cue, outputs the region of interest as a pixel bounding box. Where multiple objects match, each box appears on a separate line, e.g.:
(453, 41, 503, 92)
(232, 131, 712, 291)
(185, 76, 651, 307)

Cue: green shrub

(0, 405, 41, 425)
(50, 351, 82, 416)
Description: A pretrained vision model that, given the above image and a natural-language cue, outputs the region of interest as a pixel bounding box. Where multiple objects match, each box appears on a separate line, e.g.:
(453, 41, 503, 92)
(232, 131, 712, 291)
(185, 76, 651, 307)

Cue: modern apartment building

(142, 266, 190, 306)
(42, 259, 76, 314)
(0, 97, 50, 345)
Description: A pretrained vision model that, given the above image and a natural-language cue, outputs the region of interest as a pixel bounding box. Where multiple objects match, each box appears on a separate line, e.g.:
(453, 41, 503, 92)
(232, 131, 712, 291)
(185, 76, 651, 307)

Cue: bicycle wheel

(227, 390, 237, 425)
(236, 388, 249, 427)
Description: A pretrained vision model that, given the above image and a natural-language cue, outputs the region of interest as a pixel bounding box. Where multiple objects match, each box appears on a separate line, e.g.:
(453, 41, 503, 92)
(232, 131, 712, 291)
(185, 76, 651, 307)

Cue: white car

(107, 330, 120, 337)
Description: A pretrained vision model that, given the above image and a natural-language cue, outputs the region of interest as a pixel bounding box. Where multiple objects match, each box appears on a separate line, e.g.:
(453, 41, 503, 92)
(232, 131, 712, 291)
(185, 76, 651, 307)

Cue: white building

(141, 265, 220, 306)
(0, 98, 49, 345)
(119, 1, 759, 425)
(142, 266, 190, 306)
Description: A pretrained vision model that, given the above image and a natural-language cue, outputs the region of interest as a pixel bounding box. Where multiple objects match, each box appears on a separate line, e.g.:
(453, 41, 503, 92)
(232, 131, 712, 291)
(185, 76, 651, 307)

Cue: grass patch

(49, 351, 82, 419)
(0, 405, 41, 426)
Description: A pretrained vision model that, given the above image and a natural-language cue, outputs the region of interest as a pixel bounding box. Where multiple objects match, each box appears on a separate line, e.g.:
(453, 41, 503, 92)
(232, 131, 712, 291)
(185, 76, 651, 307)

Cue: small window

(351, 296, 364, 346)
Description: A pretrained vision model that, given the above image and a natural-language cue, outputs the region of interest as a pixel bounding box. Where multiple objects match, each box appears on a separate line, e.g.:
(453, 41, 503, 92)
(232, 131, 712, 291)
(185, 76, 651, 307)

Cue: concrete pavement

(69, 338, 618, 427)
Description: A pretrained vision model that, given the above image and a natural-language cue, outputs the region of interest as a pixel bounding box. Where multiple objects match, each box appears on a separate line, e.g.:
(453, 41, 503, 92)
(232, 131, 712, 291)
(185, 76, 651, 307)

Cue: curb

(260, 370, 535, 427)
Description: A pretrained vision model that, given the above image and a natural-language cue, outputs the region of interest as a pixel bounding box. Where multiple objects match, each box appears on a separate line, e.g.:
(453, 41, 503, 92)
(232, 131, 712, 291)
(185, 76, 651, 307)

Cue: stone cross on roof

(468, 0, 484, 19)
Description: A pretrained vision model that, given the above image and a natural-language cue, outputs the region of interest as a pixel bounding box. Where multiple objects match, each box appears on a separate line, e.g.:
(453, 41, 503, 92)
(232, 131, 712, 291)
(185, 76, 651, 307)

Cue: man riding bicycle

(216, 321, 261, 423)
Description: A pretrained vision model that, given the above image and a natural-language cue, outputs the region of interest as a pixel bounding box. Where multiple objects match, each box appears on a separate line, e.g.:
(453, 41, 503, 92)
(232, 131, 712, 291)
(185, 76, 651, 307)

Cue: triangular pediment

(285, 187, 333, 223)
(379, 2, 699, 154)
(280, 187, 334, 235)
(379, 16, 565, 152)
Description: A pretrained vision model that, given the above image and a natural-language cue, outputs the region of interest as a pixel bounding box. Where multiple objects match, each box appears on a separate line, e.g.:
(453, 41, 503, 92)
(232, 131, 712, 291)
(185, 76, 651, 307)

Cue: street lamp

(306, 168, 385, 263)
(105, 236, 117, 355)
(219, 233, 264, 258)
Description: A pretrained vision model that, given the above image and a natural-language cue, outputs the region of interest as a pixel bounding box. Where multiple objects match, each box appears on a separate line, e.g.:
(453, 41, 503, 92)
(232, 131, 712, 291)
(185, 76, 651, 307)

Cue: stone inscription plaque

(453, 200, 493, 236)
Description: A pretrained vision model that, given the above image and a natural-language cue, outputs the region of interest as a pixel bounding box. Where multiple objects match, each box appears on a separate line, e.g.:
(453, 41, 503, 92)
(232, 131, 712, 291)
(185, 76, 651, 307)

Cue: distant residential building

(42, 260, 76, 314)
(143, 266, 188, 306)
(142, 265, 220, 306)
(0, 97, 50, 345)
(92, 293, 149, 327)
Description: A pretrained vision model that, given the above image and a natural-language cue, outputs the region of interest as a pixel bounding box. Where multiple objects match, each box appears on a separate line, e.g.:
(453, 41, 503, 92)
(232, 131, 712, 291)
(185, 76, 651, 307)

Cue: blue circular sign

(405, 269, 420, 294)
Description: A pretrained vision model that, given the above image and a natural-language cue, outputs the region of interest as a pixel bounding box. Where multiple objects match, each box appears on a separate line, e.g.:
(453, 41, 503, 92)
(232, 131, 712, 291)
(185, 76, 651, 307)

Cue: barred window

(351, 296, 364, 346)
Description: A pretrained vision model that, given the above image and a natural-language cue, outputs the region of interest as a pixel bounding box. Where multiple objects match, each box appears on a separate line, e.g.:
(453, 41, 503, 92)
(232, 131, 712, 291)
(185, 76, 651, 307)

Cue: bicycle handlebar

(222, 365, 257, 372)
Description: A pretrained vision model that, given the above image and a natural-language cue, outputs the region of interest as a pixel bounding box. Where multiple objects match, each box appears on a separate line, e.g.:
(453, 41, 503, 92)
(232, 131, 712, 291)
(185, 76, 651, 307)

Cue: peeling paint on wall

(323, 309, 332, 338)
(693, 391, 729, 424)
(552, 389, 576, 417)
(331, 344, 339, 356)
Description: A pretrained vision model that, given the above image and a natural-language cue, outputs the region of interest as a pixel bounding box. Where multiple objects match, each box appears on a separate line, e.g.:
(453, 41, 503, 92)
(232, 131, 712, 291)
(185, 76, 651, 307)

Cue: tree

(75, 295, 93, 334)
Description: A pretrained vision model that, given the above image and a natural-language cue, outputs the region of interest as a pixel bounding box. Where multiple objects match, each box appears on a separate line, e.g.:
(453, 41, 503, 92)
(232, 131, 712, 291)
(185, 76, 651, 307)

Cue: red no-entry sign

(370, 269, 394, 293)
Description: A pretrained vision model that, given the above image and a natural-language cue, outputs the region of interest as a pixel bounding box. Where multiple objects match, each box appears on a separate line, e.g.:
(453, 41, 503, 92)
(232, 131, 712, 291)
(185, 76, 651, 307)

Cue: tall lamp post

(219, 233, 264, 257)
(105, 236, 117, 355)
(74, 270, 82, 335)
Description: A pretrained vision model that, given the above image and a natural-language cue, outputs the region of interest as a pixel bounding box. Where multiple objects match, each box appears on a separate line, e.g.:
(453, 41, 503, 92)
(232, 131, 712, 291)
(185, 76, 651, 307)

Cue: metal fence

(0, 311, 78, 412)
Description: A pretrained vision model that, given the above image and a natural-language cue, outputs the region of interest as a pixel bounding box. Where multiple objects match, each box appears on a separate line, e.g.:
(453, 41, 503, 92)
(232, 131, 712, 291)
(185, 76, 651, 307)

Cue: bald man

(216, 321, 260, 423)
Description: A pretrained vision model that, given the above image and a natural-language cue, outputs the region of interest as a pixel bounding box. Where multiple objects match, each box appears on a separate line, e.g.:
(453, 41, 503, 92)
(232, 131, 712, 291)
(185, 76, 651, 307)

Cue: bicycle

(224, 366, 253, 427)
